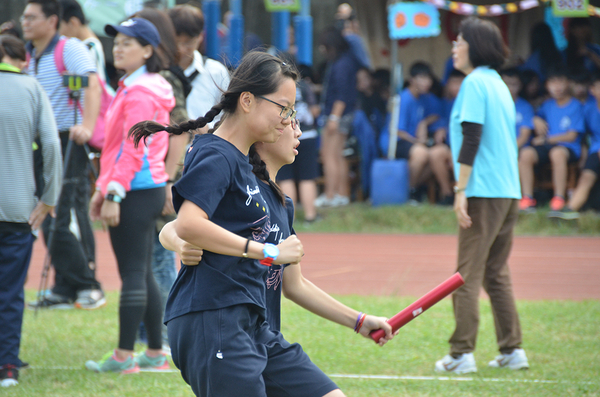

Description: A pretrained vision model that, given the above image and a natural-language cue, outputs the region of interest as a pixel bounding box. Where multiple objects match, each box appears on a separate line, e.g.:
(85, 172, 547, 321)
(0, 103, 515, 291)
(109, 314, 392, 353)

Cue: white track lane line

(27, 367, 597, 385)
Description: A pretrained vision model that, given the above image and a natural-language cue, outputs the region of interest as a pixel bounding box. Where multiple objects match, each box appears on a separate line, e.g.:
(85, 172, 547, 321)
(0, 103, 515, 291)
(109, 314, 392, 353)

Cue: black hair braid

(249, 145, 286, 206)
(129, 102, 225, 147)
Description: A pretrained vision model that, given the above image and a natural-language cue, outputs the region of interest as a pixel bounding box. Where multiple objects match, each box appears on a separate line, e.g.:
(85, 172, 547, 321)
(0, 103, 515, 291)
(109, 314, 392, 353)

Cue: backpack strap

(53, 37, 68, 75)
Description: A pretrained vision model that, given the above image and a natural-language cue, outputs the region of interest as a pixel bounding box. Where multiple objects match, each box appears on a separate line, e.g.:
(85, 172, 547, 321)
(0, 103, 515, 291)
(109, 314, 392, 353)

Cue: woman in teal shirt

(434, 17, 529, 374)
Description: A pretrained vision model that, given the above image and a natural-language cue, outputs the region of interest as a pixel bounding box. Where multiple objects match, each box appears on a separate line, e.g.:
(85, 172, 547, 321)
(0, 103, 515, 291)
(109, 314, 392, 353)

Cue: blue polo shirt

(379, 88, 433, 155)
(450, 67, 521, 199)
(537, 97, 585, 158)
(165, 134, 273, 323)
(26, 34, 96, 130)
(584, 98, 600, 154)
(515, 97, 534, 140)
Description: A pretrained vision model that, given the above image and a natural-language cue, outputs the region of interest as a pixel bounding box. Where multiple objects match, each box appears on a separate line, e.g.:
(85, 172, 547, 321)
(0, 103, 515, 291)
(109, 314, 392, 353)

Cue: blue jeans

(0, 231, 35, 366)
(138, 233, 177, 343)
(151, 233, 177, 306)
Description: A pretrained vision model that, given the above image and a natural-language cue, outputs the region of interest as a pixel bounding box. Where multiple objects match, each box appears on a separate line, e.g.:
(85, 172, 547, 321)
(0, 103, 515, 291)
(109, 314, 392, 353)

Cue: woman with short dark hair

(434, 17, 529, 374)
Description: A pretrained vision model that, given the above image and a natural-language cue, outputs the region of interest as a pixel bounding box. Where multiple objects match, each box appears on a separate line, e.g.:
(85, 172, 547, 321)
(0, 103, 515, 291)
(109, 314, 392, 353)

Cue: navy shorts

(395, 139, 414, 160)
(534, 143, 578, 165)
(277, 137, 320, 182)
(167, 304, 338, 397)
(584, 151, 600, 174)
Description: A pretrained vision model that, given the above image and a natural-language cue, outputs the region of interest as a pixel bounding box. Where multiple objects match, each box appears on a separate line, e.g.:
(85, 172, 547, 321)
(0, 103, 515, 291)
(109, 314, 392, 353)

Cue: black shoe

(18, 361, 28, 369)
(27, 292, 73, 310)
(0, 364, 18, 387)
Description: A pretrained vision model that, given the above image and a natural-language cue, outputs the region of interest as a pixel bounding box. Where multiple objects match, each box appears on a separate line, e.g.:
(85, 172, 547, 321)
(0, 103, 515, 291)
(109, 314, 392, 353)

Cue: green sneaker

(85, 351, 139, 374)
(135, 351, 170, 371)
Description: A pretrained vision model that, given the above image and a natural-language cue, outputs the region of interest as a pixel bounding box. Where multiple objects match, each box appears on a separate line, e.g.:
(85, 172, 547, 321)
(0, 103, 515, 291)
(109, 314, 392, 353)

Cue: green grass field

(293, 203, 600, 235)
(7, 292, 600, 397)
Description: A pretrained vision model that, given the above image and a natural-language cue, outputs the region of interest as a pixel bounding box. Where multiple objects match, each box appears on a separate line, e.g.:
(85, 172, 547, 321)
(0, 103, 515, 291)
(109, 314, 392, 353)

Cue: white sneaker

(332, 195, 350, 206)
(315, 194, 334, 208)
(435, 353, 477, 374)
(488, 348, 529, 370)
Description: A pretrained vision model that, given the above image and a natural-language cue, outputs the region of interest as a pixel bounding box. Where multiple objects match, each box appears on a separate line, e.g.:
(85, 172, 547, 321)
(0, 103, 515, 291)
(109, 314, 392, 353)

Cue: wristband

(260, 243, 279, 266)
(105, 193, 122, 203)
(242, 238, 251, 258)
(453, 186, 466, 194)
(328, 114, 340, 122)
(355, 313, 366, 333)
(167, 179, 176, 184)
(354, 312, 364, 332)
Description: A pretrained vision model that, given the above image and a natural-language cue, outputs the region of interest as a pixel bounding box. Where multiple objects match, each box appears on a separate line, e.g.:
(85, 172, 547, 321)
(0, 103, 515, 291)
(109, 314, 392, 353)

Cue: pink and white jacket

(96, 67, 175, 197)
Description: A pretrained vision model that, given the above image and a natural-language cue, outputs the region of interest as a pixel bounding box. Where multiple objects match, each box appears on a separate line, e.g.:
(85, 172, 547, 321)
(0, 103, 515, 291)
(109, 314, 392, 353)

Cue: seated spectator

(569, 71, 594, 105)
(372, 68, 391, 103)
(550, 71, 600, 219)
(501, 68, 534, 148)
(518, 67, 585, 212)
(356, 67, 387, 134)
(519, 69, 546, 109)
(427, 69, 465, 204)
(563, 18, 600, 76)
(379, 62, 437, 202)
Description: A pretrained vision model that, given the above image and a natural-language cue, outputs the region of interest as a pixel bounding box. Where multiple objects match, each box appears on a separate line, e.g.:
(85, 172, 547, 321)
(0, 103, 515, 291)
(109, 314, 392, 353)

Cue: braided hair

(248, 144, 286, 206)
(129, 50, 299, 146)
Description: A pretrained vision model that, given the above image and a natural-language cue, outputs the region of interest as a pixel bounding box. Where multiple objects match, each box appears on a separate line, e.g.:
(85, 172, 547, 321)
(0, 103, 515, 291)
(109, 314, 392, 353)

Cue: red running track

(26, 232, 600, 300)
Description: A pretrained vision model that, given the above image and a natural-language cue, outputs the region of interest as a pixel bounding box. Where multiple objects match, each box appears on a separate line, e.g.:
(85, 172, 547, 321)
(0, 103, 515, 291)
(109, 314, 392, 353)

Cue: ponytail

(249, 145, 286, 206)
(129, 102, 225, 147)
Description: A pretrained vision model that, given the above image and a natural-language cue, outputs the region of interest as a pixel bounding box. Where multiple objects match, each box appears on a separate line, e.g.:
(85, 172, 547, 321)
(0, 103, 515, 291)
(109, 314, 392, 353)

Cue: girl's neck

(214, 116, 254, 155)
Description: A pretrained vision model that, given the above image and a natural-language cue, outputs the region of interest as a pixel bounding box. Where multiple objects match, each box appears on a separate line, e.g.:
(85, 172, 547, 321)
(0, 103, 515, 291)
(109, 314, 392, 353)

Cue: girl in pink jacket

(88, 18, 175, 374)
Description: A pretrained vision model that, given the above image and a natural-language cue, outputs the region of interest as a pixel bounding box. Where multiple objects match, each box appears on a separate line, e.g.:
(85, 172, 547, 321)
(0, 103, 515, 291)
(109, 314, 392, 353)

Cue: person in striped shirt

(22, 0, 105, 310)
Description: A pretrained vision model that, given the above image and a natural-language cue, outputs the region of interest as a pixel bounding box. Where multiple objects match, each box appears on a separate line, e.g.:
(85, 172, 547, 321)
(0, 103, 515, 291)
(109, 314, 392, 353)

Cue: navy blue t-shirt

(164, 134, 273, 323)
(263, 187, 295, 332)
(322, 51, 360, 117)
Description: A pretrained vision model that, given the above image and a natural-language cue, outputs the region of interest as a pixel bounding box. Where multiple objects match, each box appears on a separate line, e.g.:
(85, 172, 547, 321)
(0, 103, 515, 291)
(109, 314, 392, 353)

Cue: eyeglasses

(20, 14, 43, 23)
(257, 95, 297, 121)
(291, 118, 300, 130)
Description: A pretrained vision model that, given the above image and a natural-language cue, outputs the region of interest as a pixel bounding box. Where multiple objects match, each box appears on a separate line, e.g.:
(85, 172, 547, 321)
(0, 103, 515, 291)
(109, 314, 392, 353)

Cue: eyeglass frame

(19, 14, 45, 23)
(257, 95, 298, 121)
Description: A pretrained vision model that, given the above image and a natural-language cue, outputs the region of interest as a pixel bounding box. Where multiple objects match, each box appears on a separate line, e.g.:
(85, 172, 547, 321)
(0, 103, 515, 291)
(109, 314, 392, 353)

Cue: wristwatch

(453, 186, 466, 194)
(260, 243, 279, 266)
(105, 193, 122, 203)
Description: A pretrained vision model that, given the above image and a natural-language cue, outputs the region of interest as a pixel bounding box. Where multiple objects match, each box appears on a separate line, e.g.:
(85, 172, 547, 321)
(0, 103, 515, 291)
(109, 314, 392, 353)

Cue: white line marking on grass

(27, 368, 597, 386)
(29, 366, 180, 373)
(328, 374, 597, 386)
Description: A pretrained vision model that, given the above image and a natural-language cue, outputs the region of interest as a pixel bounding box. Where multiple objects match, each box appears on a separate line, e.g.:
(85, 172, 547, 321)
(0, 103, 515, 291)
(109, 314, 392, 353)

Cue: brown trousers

(449, 198, 522, 355)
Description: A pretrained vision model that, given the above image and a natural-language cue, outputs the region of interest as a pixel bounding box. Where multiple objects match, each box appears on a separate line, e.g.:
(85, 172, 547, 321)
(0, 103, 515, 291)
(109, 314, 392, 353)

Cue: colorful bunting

(419, 0, 600, 18)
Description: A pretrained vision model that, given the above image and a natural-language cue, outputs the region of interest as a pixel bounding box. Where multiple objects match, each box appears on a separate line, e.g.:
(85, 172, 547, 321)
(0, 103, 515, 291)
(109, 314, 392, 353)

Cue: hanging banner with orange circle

(388, 2, 441, 39)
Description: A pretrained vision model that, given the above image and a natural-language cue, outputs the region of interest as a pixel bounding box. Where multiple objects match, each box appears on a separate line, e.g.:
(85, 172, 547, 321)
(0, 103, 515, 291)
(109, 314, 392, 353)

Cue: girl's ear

(239, 91, 253, 114)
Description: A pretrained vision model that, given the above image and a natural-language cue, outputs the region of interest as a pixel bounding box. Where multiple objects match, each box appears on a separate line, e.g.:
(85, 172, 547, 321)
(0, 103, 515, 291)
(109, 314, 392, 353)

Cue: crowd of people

(0, 0, 599, 391)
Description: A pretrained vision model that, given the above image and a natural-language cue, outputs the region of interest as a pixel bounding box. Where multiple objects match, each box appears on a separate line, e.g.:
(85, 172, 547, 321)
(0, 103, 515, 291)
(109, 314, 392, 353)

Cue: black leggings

(109, 187, 165, 351)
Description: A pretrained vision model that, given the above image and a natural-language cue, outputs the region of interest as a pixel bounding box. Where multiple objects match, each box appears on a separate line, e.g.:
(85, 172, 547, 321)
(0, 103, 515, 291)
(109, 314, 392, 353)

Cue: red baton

(369, 272, 465, 343)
